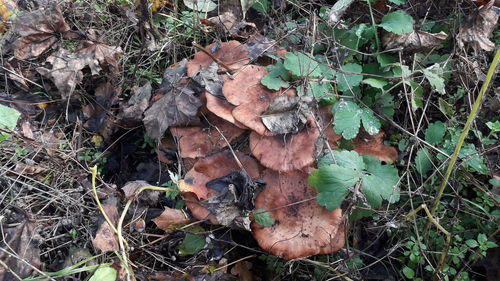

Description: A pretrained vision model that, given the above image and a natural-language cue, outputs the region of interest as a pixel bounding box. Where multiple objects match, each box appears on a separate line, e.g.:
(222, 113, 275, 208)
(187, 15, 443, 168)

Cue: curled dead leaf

(383, 30, 448, 51)
(92, 197, 119, 253)
(457, 0, 499, 51)
(152, 207, 191, 232)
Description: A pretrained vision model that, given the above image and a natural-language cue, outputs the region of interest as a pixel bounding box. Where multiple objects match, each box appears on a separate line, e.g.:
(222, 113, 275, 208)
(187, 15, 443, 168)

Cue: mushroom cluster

(155, 40, 397, 259)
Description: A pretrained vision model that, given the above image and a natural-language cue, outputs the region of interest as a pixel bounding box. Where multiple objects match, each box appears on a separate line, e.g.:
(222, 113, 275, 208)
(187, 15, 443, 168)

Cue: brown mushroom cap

(170, 111, 245, 159)
(205, 92, 247, 129)
(251, 169, 345, 259)
(180, 150, 261, 223)
(249, 117, 321, 172)
(186, 41, 250, 77)
(352, 130, 398, 162)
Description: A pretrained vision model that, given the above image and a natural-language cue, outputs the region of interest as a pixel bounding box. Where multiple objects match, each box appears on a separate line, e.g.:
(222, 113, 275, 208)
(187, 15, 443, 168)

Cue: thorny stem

(405, 204, 451, 281)
(429, 49, 500, 217)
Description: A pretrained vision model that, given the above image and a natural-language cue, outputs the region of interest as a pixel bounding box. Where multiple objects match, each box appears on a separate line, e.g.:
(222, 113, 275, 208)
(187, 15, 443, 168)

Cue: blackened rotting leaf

(0, 208, 41, 280)
(203, 171, 266, 230)
(261, 96, 312, 135)
(158, 59, 188, 93)
(192, 62, 225, 98)
(83, 82, 121, 137)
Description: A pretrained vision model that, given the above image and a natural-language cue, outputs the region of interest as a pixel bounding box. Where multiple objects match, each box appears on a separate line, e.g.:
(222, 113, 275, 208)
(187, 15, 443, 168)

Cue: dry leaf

(92, 197, 119, 253)
(383, 30, 448, 51)
(0, 209, 41, 280)
(36, 48, 97, 99)
(152, 207, 190, 232)
(13, 162, 47, 175)
(12, 5, 70, 59)
(230, 261, 257, 281)
(121, 180, 159, 205)
(82, 82, 121, 137)
(75, 29, 123, 75)
(40, 131, 65, 156)
(118, 81, 152, 124)
(457, 0, 500, 51)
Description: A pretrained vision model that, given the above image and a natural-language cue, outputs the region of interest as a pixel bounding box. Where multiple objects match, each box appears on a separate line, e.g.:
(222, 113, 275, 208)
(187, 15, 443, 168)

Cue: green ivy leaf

(89, 267, 117, 281)
(425, 121, 446, 145)
(336, 63, 363, 92)
(283, 52, 322, 78)
(361, 155, 400, 208)
(308, 164, 360, 210)
(261, 61, 291, 90)
(415, 148, 433, 175)
(422, 64, 445, 94)
(253, 209, 275, 227)
(379, 10, 414, 35)
(333, 100, 380, 140)
(179, 233, 206, 255)
(402, 266, 415, 279)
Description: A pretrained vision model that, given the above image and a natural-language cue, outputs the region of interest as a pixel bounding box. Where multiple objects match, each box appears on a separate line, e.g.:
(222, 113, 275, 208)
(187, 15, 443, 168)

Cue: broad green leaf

(179, 233, 206, 255)
(402, 267, 415, 279)
(465, 239, 478, 248)
(183, 0, 217, 12)
(407, 80, 424, 111)
(477, 233, 488, 244)
(415, 148, 433, 175)
(486, 121, 500, 133)
(438, 97, 453, 116)
(422, 64, 445, 94)
(261, 62, 290, 90)
(336, 63, 363, 92)
(0, 104, 20, 130)
(490, 179, 500, 187)
(362, 78, 388, 90)
(308, 164, 360, 210)
(284, 52, 322, 78)
(379, 10, 414, 35)
(253, 209, 274, 227)
(89, 267, 117, 281)
(332, 150, 365, 170)
(333, 100, 380, 139)
(306, 81, 334, 101)
(388, 0, 405, 4)
(318, 63, 336, 79)
(251, 0, 270, 13)
(425, 121, 446, 145)
(376, 53, 397, 67)
(361, 155, 400, 207)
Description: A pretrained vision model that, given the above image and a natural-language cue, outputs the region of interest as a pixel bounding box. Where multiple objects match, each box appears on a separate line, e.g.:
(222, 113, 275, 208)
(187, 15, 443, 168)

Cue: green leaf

(251, 0, 270, 13)
(486, 121, 500, 133)
(415, 148, 433, 175)
(485, 241, 498, 248)
(388, 0, 405, 4)
(183, 0, 217, 12)
(89, 267, 117, 281)
(377, 53, 397, 67)
(306, 81, 334, 101)
(490, 179, 500, 187)
(361, 155, 400, 208)
(438, 97, 454, 116)
(362, 78, 388, 90)
(465, 239, 478, 248)
(422, 64, 445, 94)
(261, 61, 291, 90)
(477, 233, 488, 244)
(332, 150, 366, 170)
(333, 100, 380, 139)
(0, 104, 21, 130)
(284, 52, 322, 78)
(379, 10, 414, 35)
(179, 233, 206, 255)
(336, 63, 363, 92)
(253, 209, 275, 227)
(308, 164, 360, 210)
(402, 266, 415, 279)
(425, 121, 446, 145)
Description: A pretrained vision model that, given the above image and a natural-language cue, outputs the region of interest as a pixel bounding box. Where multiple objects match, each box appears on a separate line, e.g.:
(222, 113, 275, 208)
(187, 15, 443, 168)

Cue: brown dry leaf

(92, 197, 119, 253)
(152, 207, 190, 232)
(36, 48, 97, 99)
(121, 180, 159, 204)
(40, 130, 65, 156)
(230, 261, 256, 281)
(118, 81, 152, 125)
(75, 29, 123, 75)
(352, 130, 398, 162)
(12, 5, 70, 59)
(82, 82, 121, 137)
(13, 162, 47, 175)
(0, 209, 41, 280)
(251, 169, 345, 259)
(457, 0, 500, 51)
(383, 30, 447, 51)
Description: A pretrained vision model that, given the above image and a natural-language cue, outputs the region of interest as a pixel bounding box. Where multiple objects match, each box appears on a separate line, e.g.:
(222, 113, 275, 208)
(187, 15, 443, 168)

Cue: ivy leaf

(253, 209, 275, 227)
(333, 100, 380, 139)
(179, 233, 206, 255)
(336, 63, 363, 92)
(284, 51, 322, 78)
(379, 10, 414, 34)
(415, 148, 433, 175)
(89, 267, 117, 281)
(361, 155, 400, 208)
(422, 64, 445, 94)
(308, 164, 360, 210)
(425, 121, 446, 145)
(261, 61, 291, 90)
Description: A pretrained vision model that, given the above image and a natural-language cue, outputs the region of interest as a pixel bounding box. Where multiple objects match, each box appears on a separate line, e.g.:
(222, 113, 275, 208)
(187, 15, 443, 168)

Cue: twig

(192, 42, 234, 73)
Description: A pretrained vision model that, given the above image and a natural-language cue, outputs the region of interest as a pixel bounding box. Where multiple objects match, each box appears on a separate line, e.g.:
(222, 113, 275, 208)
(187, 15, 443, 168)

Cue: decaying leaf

(192, 62, 226, 98)
(457, 0, 500, 51)
(382, 30, 447, 51)
(83, 82, 121, 137)
(92, 197, 119, 253)
(40, 130, 65, 156)
(0, 209, 41, 280)
(12, 5, 70, 59)
(152, 207, 191, 232)
(230, 261, 257, 281)
(75, 29, 123, 75)
(352, 130, 398, 162)
(121, 180, 159, 204)
(327, 0, 355, 25)
(117, 81, 152, 124)
(12, 162, 47, 175)
(261, 96, 312, 135)
(207, 12, 257, 38)
(36, 48, 97, 98)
